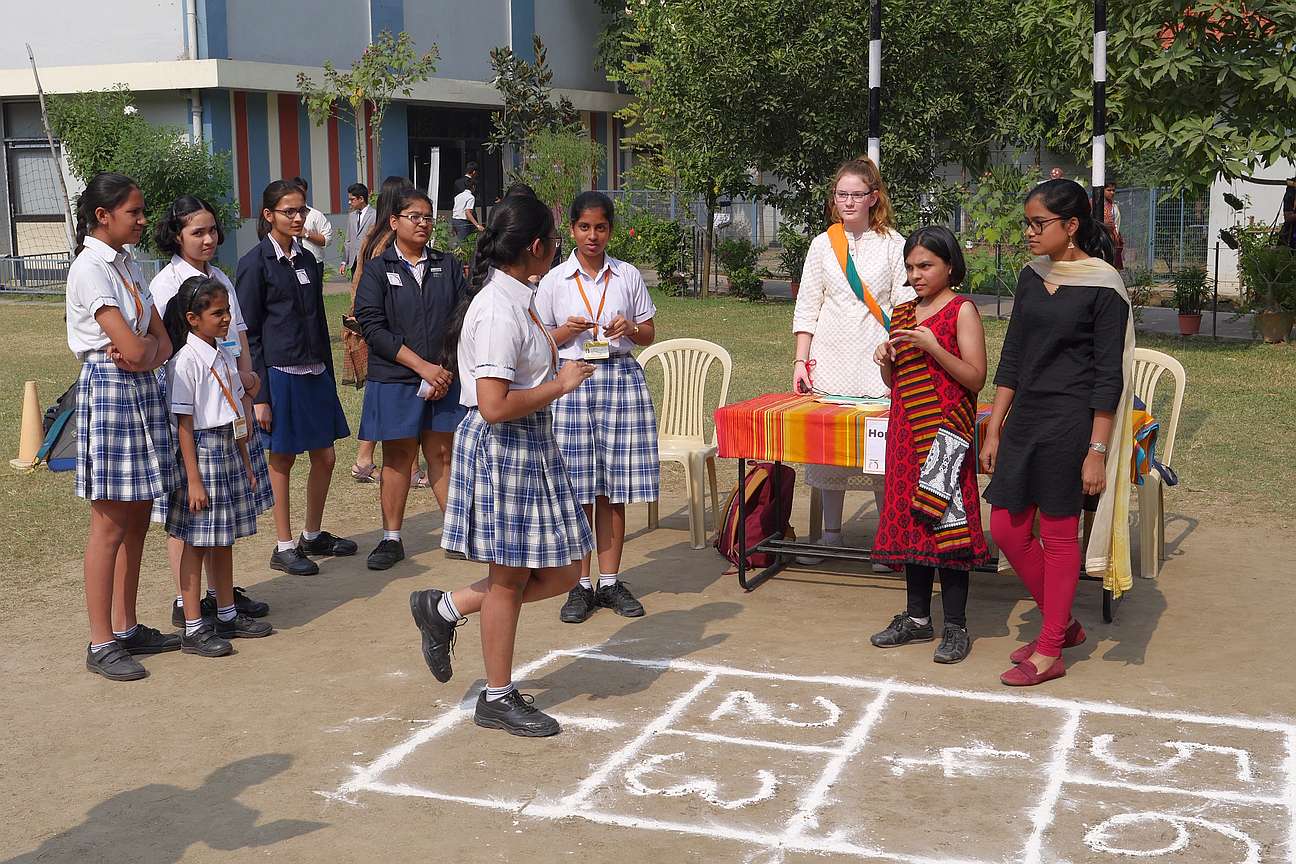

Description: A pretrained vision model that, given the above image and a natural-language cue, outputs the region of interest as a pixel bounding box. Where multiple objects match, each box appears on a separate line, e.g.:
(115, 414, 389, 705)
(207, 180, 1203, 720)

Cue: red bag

(715, 462, 796, 568)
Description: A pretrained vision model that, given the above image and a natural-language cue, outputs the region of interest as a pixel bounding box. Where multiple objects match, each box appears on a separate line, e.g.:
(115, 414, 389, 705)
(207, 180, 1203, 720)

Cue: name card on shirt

(219, 338, 241, 357)
(387, 272, 404, 286)
(429, 267, 442, 276)
(295, 269, 311, 285)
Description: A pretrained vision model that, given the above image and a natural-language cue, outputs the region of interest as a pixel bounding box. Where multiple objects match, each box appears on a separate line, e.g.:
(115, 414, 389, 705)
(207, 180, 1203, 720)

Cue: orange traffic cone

(10, 380, 43, 471)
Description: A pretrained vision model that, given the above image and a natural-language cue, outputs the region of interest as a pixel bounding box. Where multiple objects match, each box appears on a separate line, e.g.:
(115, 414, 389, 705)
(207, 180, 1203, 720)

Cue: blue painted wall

(198, 0, 229, 59)
(370, 0, 403, 38)
(380, 104, 408, 181)
(510, 0, 536, 62)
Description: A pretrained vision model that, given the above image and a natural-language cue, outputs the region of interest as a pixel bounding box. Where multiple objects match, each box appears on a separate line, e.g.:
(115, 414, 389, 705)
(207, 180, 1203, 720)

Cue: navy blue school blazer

(234, 236, 335, 404)
(353, 244, 467, 385)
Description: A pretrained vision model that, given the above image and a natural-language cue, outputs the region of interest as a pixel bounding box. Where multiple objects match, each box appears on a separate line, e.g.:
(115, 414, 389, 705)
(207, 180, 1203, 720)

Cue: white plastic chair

(637, 338, 733, 549)
(1131, 348, 1186, 579)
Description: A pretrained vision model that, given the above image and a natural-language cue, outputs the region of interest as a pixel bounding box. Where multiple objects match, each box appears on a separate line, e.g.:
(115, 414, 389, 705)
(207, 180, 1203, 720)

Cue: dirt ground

(2, 475, 1293, 864)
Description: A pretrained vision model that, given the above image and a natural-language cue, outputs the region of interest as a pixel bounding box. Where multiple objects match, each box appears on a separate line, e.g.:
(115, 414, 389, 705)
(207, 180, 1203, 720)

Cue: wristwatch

(1088, 442, 1109, 455)
(632, 324, 641, 336)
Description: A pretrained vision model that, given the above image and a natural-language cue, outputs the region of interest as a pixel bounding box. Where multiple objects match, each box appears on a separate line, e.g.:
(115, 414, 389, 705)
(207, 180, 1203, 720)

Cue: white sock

(216, 604, 237, 622)
(112, 624, 138, 640)
(598, 572, 618, 589)
(176, 594, 184, 604)
(910, 616, 931, 626)
(90, 640, 117, 652)
(484, 683, 515, 702)
(206, 587, 216, 598)
(579, 575, 594, 590)
(437, 592, 461, 623)
(302, 529, 321, 542)
(276, 540, 296, 553)
(384, 530, 401, 541)
(185, 618, 204, 636)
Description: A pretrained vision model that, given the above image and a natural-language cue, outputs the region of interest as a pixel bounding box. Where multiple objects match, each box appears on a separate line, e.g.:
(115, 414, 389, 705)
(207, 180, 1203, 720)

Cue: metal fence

(600, 190, 783, 246)
(1112, 188, 1210, 276)
(0, 253, 164, 294)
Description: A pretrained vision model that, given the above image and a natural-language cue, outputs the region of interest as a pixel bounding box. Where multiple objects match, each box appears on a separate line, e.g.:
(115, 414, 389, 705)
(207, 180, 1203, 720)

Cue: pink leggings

(990, 506, 1081, 657)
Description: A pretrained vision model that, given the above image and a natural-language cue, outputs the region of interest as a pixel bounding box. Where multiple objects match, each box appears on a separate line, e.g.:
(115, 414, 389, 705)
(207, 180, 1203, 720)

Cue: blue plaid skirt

(245, 426, 275, 514)
(76, 355, 178, 502)
(552, 354, 660, 505)
(165, 426, 260, 547)
(441, 408, 594, 569)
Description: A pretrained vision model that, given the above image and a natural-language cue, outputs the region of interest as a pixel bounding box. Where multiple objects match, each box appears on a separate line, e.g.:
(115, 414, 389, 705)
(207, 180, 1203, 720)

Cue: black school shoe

(170, 588, 270, 627)
(215, 612, 273, 639)
(181, 623, 233, 657)
(270, 547, 320, 576)
(473, 690, 561, 737)
(115, 624, 181, 655)
(367, 538, 405, 570)
(409, 589, 461, 682)
(298, 531, 358, 557)
(870, 613, 936, 648)
(86, 643, 147, 681)
(933, 625, 972, 664)
(559, 585, 597, 623)
(595, 581, 645, 618)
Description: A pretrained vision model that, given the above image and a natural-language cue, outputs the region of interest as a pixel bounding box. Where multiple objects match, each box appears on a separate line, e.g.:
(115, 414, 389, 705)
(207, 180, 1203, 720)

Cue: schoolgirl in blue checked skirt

(537, 191, 660, 624)
(409, 193, 597, 738)
(67, 173, 182, 681)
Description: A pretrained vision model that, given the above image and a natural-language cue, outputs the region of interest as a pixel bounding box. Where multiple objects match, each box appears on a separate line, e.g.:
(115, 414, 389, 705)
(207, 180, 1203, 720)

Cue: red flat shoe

(1010, 620, 1086, 664)
(1001, 656, 1066, 687)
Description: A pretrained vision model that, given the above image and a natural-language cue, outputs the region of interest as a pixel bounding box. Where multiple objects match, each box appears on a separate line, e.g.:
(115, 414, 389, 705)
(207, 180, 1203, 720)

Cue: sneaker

(595, 581, 645, 618)
(473, 690, 561, 737)
(795, 536, 835, 566)
(115, 624, 181, 655)
(933, 625, 971, 664)
(171, 598, 187, 628)
(270, 547, 320, 576)
(1010, 619, 1086, 664)
(215, 612, 273, 639)
(870, 613, 936, 648)
(233, 587, 270, 618)
(445, 549, 467, 561)
(298, 531, 358, 557)
(559, 585, 597, 623)
(409, 589, 461, 683)
(86, 643, 147, 681)
(180, 623, 233, 657)
(367, 538, 405, 571)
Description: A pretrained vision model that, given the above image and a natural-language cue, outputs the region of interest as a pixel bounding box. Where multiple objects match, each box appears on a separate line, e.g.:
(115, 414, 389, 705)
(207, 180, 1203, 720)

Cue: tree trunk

(370, 103, 383, 180)
(701, 191, 717, 301)
(354, 112, 367, 188)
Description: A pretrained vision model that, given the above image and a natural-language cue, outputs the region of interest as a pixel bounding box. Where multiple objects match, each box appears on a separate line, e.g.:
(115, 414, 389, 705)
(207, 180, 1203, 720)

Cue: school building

(0, 1, 630, 264)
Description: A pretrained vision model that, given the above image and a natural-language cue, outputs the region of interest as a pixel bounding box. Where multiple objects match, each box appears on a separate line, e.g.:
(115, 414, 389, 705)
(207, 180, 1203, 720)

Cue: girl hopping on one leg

(353, 186, 467, 569)
(162, 276, 273, 655)
(409, 194, 596, 737)
(536, 191, 658, 623)
(150, 196, 273, 627)
(69, 173, 180, 680)
(869, 226, 989, 664)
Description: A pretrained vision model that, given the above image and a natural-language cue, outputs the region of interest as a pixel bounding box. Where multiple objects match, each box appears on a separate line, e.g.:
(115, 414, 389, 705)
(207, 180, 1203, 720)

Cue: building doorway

(406, 106, 502, 214)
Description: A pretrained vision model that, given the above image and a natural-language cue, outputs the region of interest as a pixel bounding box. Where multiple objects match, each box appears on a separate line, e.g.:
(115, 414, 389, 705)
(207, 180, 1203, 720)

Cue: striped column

(1091, 0, 1107, 221)
(867, 0, 882, 167)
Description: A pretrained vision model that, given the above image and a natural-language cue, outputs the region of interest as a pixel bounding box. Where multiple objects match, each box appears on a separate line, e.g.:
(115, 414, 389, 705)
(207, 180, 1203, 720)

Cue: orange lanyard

(208, 359, 242, 418)
(573, 269, 611, 331)
(527, 308, 559, 373)
(109, 261, 144, 330)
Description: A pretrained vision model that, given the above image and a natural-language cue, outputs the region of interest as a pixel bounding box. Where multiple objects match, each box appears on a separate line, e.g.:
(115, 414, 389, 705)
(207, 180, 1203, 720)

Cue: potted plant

(1237, 243, 1296, 343)
(776, 225, 811, 298)
(1170, 265, 1210, 336)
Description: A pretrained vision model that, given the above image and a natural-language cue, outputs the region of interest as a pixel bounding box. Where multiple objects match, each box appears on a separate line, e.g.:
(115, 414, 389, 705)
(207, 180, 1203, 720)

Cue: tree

(298, 30, 438, 183)
(1016, 0, 1296, 196)
(49, 85, 239, 253)
(486, 35, 582, 165)
(512, 129, 604, 217)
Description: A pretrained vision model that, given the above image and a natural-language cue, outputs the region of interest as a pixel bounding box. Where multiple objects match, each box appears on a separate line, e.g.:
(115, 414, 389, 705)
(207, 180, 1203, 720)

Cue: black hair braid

(73, 172, 138, 255)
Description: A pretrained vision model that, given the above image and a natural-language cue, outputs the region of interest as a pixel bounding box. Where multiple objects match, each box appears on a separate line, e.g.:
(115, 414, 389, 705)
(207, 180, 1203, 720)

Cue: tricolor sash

(826, 223, 890, 329)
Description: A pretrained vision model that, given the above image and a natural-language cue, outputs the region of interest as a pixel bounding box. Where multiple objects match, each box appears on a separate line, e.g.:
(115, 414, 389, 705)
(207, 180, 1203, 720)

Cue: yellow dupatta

(1026, 256, 1136, 598)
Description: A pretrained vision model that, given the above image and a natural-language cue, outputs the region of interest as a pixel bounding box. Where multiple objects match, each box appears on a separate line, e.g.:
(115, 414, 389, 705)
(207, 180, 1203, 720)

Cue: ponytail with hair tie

(1024, 179, 1116, 265)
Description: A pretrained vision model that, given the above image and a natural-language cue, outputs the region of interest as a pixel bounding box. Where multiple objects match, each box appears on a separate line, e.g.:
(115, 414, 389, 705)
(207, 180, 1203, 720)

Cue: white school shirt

(149, 256, 247, 333)
(168, 332, 247, 430)
(536, 252, 656, 361)
(267, 234, 326, 376)
(301, 205, 333, 264)
(457, 268, 557, 409)
(451, 189, 475, 221)
(66, 236, 155, 359)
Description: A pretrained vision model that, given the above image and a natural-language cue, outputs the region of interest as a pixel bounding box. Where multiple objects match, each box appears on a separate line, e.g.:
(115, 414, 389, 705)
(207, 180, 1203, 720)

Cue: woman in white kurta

(792, 158, 913, 562)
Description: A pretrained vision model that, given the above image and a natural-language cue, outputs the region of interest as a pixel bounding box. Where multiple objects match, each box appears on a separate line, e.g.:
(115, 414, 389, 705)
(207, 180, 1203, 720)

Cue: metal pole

(995, 243, 1003, 319)
(1212, 241, 1220, 340)
(26, 44, 77, 254)
(1090, 0, 1107, 223)
(867, 0, 882, 167)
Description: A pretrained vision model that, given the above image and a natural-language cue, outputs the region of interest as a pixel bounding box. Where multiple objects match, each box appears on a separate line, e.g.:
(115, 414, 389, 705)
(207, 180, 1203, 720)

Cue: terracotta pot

(1257, 310, 1295, 343)
(1177, 313, 1202, 336)
(790, 280, 800, 299)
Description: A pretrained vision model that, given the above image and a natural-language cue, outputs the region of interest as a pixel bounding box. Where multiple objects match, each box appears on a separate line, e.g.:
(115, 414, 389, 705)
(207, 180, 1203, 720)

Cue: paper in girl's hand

(417, 380, 434, 399)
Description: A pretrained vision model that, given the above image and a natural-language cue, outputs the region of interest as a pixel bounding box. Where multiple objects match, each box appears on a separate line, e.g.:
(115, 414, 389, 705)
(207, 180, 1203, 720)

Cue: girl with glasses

(980, 178, 1134, 686)
(791, 158, 914, 566)
(234, 180, 355, 579)
(353, 187, 468, 570)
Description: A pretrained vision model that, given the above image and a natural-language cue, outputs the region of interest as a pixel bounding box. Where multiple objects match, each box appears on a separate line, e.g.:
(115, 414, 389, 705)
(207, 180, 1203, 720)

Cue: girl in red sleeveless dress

(870, 226, 989, 664)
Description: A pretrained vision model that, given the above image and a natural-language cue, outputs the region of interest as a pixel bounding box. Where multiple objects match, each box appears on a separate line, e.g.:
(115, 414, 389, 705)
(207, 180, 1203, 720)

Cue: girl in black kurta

(981, 179, 1131, 688)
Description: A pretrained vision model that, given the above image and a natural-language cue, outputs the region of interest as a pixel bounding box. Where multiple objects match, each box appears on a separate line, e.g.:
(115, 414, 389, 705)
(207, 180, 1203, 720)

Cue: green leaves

(487, 36, 581, 160)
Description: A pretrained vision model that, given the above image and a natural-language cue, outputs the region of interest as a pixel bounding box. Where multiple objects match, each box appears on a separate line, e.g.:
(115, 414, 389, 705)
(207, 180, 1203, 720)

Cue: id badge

(582, 340, 610, 361)
(219, 337, 241, 358)
(232, 415, 249, 441)
(295, 268, 311, 285)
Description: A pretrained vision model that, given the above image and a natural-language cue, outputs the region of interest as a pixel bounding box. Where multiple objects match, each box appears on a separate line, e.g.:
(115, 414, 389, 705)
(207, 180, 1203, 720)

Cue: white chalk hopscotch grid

(328, 648, 1296, 864)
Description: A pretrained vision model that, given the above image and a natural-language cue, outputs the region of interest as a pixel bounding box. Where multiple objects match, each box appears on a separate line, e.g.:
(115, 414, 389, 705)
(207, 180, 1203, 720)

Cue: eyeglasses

(397, 213, 435, 226)
(1022, 216, 1067, 234)
(833, 190, 874, 203)
(272, 207, 309, 219)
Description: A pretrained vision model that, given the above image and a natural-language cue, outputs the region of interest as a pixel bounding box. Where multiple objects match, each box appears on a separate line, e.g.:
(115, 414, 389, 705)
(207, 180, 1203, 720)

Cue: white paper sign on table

(864, 416, 888, 475)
